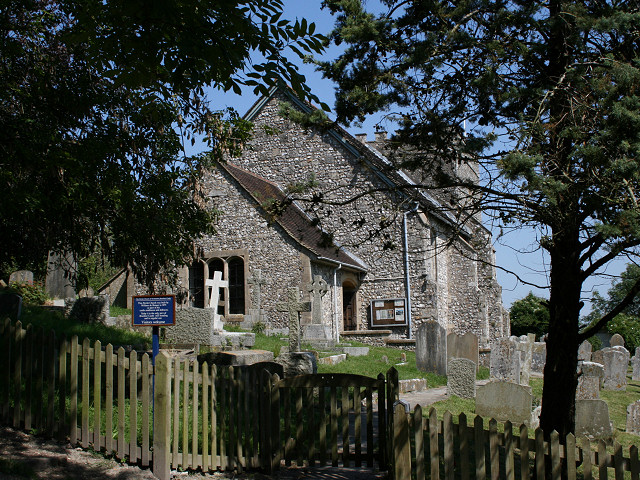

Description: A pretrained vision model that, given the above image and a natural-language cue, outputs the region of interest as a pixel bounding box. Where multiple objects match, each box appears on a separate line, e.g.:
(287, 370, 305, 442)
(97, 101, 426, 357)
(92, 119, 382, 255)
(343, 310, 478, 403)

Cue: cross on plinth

(277, 287, 311, 352)
(247, 269, 268, 311)
(205, 271, 228, 331)
(307, 275, 328, 325)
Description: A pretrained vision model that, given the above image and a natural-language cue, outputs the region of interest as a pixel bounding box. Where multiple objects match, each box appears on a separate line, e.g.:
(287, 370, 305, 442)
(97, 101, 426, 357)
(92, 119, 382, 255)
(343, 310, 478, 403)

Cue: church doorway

(342, 281, 358, 331)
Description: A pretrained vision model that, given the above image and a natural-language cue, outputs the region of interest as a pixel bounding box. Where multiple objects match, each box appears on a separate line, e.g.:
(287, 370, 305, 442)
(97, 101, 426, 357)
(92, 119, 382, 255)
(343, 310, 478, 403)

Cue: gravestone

(447, 358, 476, 399)
(518, 334, 536, 385)
(531, 341, 547, 374)
(302, 275, 332, 344)
(342, 346, 369, 357)
(632, 352, 640, 381)
(476, 381, 535, 426)
(576, 399, 613, 439)
(242, 269, 268, 329)
(67, 295, 110, 324)
(205, 271, 228, 331)
(610, 333, 625, 347)
(277, 288, 311, 353)
(416, 320, 447, 376)
(0, 294, 22, 320)
(627, 400, 640, 435)
(45, 252, 76, 300)
(9, 270, 33, 285)
(447, 332, 479, 369)
(602, 346, 630, 391)
(578, 340, 593, 363)
(197, 349, 274, 366)
(490, 337, 520, 383)
(592, 349, 604, 366)
(577, 361, 604, 400)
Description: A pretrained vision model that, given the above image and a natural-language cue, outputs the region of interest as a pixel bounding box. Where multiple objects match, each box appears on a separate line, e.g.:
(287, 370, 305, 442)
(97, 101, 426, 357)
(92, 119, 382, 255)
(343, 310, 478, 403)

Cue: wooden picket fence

(391, 403, 640, 480)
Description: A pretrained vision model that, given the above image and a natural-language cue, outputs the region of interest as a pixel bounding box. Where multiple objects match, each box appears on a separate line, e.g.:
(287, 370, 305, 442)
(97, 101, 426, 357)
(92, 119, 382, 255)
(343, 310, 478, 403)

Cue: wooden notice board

(370, 298, 407, 327)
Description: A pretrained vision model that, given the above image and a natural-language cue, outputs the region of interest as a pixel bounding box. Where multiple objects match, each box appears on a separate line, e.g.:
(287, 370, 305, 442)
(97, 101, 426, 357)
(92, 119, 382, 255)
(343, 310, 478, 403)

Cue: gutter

(403, 203, 420, 339)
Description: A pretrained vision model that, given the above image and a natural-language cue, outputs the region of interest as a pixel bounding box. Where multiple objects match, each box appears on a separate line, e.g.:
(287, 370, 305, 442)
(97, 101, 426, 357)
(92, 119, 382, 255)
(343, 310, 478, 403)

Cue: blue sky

(196, 0, 627, 313)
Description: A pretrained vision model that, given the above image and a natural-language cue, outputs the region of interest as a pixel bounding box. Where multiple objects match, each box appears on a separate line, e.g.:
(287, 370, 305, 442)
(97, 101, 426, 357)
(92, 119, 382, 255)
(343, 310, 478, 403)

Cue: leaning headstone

(475, 381, 534, 426)
(627, 400, 640, 435)
(416, 320, 447, 375)
(602, 347, 630, 391)
(447, 332, 479, 368)
(610, 333, 625, 347)
(578, 340, 593, 363)
(576, 399, 613, 439)
(577, 361, 604, 399)
(275, 352, 317, 377)
(447, 358, 477, 399)
(277, 288, 311, 353)
(490, 337, 520, 383)
(9, 270, 33, 285)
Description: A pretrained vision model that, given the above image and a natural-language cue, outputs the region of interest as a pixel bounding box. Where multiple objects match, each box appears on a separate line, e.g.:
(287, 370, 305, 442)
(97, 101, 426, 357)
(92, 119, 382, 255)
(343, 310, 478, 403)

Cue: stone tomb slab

(476, 381, 534, 426)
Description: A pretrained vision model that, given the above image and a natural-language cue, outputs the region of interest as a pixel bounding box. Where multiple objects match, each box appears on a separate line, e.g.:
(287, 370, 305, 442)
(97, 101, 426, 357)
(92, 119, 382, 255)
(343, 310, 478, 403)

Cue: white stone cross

(205, 271, 228, 331)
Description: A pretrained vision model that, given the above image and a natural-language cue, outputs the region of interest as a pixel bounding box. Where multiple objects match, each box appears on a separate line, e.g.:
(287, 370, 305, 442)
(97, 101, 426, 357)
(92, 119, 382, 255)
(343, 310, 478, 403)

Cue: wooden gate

(262, 372, 390, 472)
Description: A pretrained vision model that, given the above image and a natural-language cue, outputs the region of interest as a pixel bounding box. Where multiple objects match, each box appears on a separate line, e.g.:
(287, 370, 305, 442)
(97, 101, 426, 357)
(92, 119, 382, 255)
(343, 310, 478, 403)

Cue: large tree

(0, 0, 324, 288)
(318, 0, 640, 436)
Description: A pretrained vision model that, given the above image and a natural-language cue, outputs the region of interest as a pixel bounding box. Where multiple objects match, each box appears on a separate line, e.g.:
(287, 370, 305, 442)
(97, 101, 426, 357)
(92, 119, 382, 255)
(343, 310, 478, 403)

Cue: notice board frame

(132, 295, 176, 327)
(370, 297, 407, 328)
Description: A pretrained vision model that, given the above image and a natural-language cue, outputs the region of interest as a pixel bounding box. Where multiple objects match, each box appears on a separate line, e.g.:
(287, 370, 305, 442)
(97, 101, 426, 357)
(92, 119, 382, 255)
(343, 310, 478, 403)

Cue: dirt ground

(0, 426, 386, 480)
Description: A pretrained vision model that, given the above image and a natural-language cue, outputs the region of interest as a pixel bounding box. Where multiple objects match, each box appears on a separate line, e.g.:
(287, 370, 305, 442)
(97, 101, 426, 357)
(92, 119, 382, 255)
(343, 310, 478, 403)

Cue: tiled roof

(217, 161, 368, 272)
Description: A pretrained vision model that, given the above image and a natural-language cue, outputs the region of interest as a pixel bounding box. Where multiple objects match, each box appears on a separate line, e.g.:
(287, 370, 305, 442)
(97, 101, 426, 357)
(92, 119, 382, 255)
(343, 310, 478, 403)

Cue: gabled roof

(243, 86, 473, 238)
(217, 161, 369, 272)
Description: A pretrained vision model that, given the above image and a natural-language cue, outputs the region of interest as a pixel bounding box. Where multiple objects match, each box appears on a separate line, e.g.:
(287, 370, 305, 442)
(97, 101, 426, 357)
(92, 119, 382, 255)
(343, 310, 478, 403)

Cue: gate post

(386, 367, 399, 474)
(259, 369, 272, 473)
(153, 351, 172, 480)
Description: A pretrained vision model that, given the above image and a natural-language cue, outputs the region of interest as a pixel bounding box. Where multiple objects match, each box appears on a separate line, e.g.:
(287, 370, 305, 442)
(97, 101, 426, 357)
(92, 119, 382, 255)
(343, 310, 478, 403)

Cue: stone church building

(173, 86, 508, 347)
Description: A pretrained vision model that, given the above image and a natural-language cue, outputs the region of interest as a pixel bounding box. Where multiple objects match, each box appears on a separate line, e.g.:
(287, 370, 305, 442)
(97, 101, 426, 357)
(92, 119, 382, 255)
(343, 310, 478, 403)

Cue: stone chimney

(375, 131, 387, 142)
(355, 133, 367, 143)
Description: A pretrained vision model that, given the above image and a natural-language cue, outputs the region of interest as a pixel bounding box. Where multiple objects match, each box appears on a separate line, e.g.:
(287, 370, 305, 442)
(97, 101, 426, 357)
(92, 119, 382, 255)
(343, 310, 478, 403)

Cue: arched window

(228, 257, 245, 314)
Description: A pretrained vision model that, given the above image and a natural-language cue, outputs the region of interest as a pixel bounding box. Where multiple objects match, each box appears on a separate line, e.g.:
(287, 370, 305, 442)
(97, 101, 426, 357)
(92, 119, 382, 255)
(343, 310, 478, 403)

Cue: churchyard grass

(109, 305, 131, 317)
(15, 306, 150, 348)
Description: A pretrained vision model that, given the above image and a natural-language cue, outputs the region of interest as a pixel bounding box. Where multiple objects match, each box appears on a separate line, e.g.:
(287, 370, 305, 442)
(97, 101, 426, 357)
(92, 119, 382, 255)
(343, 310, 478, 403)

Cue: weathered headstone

(447, 332, 479, 369)
(531, 341, 547, 374)
(632, 354, 640, 381)
(476, 381, 535, 426)
(447, 358, 477, 399)
(490, 337, 520, 383)
(45, 252, 76, 299)
(275, 352, 317, 376)
(602, 346, 630, 391)
(9, 270, 33, 285)
(416, 320, 447, 376)
(627, 400, 640, 435)
(592, 349, 604, 366)
(576, 399, 613, 439)
(577, 361, 604, 400)
(277, 288, 311, 352)
(205, 271, 228, 331)
(578, 340, 593, 363)
(610, 333, 625, 347)
(518, 333, 536, 385)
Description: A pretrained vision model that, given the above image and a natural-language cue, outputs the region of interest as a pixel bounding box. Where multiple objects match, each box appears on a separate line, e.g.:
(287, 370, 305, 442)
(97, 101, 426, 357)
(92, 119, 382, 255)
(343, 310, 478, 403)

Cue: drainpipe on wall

(403, 203, 420, 339)
(333, 264, 342, 344)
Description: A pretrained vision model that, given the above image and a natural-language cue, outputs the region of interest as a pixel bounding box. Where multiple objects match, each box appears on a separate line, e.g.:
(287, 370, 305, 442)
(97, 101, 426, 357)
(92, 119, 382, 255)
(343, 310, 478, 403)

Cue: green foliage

(0, 0, 326, 287)
(587, 335, 603, 351)
(78, 254, 122, 292)
(320, 0, 640, 436)
(606, 313, 640, 351)
(5, 282, 49, 306)
(251, 321, 266, 335)
(509, 292, 549, 338)
(109, 306, 131, 317)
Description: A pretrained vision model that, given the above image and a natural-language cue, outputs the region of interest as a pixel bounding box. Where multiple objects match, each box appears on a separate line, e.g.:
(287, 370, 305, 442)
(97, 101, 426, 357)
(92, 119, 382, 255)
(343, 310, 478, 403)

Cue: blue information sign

(132, 295, 176, 326)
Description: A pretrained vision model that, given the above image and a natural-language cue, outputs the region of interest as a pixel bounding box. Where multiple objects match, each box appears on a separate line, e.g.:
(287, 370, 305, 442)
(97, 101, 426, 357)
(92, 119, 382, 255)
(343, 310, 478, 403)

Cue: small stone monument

(577, 361, 604, 399)
(576, 399, 613, 439)
(490, 337, 521, 383)
(447, 358, 476, 399)
(610, 333, 625, 348)
(476, 381, 536, 427)
(205, 271, 228, 331)
(602, 347, 630, 391)
(242, 269, 268, 329)
(9, 270, 34, 285)
(302, 275, 333, 345)
(277, 287, 311, 353)
(632, 351, 640, 381)
(447, 332, 479, 369)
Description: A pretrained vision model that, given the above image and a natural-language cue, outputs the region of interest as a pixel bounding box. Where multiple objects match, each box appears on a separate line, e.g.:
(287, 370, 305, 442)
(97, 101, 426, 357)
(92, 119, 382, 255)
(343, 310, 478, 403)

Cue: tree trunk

(539, 233, 582, 438)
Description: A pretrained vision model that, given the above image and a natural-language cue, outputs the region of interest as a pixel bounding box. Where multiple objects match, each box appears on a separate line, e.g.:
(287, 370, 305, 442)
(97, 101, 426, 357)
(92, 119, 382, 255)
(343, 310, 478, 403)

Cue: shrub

(8, 281, 49, 306)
